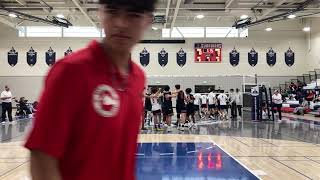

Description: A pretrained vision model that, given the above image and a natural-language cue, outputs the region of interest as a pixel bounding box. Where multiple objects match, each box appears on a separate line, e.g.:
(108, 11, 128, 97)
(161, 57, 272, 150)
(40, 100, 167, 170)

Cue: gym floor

(1, 112, 320, 179)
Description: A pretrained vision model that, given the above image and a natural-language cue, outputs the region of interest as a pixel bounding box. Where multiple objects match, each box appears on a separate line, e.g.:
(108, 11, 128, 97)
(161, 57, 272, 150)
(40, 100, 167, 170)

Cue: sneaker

(141, 127, 148, 130)
(1, 121, 6, 125)
(9, 121, 16, 125)
(167, 127, 172, 132)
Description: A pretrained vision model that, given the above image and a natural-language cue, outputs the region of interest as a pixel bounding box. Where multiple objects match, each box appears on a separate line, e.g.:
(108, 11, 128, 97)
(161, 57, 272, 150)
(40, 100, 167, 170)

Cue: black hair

(236, 88, 239, 92)
(175, 84, 181, 90)
(151, 87, 158, 94)
(164, 85, 170, 91)
(99, 0, 157, 12)
(185, 88, 192, 94)
(230, 89, 234, 92)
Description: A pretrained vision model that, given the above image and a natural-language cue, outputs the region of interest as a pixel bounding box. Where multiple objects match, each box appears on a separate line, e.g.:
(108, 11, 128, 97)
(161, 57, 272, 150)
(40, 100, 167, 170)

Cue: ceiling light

(8, 13, 17, 18)
(56, 14, 65, 18)
(240, 15, 248, 19)
(303, 26, 310, 32)
(152, 27, 158, 30)
(287, 14, 296, 19)
(196, 14, 205, 19)
(265, 27, 272, 31)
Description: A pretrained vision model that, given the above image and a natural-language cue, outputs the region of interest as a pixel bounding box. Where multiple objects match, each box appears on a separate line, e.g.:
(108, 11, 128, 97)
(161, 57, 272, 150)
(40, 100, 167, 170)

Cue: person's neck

(103, 43, 130, 76)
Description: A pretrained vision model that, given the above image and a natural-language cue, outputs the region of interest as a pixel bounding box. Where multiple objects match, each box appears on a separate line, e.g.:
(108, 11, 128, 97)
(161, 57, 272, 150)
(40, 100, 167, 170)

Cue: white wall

(306, 18, 320, 71)
(0, 22, 308, 77)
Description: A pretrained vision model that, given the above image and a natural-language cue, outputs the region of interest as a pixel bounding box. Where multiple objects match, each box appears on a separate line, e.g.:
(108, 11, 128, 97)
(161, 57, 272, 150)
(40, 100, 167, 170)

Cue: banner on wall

(266, 48, 276, 67)
(229, 47, 239, 67)
(176, 48, 186, 67)
(248, 48, 258, 67)
(285, 47, 295, 67)
(45, 47, 56, 66)
(64, 47, 73, 56)
(7, 47, 18, 67)
(27, 47, 37, 67)
(139, 48, 150, 67)
(158, 48, 168, 67)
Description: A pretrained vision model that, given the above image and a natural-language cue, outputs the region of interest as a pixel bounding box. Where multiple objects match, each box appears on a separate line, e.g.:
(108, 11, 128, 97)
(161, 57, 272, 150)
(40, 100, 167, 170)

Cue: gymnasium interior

(1, 0, 320, 179)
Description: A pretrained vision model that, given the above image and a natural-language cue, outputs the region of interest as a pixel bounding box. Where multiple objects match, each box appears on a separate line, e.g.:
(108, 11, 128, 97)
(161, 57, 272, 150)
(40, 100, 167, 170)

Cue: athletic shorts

(208, 104, 215, 109)
(163, 107, 173, 116)
(187, 105, 194, 116)
(176, 103, 187, 114)
(219, 105, 227, 110)
(193, 105, 199, 111)
(152, 109, 161, 115)
(145, 105, 152, 111)
(201, 104, 207, 109)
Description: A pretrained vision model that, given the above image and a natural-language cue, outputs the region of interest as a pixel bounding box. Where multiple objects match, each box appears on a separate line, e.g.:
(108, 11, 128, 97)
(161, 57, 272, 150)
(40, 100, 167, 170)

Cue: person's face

(100, 6, 153, 51)
(5, 86, 9, 91)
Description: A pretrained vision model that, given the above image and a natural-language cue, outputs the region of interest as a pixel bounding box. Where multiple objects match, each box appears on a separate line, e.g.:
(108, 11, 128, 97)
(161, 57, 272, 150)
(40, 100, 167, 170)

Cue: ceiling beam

(70, 0, 97, 27)
(225, 0, 236, 9)
(260, 0, 288, 18)
(0, 17, 18, 29)
(15, 0, 27, 6)
(164, 0, 171, 28)
(170, 0, 182, 29)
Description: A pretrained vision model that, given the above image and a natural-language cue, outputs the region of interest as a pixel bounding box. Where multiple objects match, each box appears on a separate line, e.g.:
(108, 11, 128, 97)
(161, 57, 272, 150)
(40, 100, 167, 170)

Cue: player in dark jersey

(159, 85, 174, 132)
(175, 84, 187, 129)
(185, 88, 196, 129)
(144, 88, 152, 128)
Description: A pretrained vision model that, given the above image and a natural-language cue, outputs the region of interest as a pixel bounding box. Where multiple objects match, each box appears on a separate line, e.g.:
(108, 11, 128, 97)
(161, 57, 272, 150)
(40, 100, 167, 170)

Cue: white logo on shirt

(92, 84, 120, 117)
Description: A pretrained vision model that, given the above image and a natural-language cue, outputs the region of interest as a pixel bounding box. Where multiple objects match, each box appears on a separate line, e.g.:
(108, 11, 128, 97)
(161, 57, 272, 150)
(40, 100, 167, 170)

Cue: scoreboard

(195, 43, 222, 63)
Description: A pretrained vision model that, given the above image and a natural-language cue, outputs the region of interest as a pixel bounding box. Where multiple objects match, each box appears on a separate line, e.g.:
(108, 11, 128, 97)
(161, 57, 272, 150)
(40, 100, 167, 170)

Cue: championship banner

(176, 48, 186, 67)
(8, 47, 18, 67)
(46, 47, 56, 66)
(266, 48, 276, 67)
(285, 48, 295, 67)
(27, 47, 37, 67)
(158, 48, 168, 67)
(64, 47, 73, 56)
(229, 48, 239, 67)
(139, 48, 150, 67)
(248, 48, 258, 67)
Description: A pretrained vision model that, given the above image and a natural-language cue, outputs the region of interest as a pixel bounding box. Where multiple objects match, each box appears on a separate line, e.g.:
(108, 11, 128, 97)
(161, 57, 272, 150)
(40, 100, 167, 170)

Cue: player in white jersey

(207, 88, 217, 120)
(217, 92, 228, 120)
(193, 93, 201, 120)
(200, 94, 208, 119)
(150, 88, 162, 131)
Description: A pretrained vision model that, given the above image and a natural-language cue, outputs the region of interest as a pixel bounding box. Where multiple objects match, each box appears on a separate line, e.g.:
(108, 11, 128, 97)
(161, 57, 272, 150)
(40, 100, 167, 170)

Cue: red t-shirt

(25, 40, 145, 180)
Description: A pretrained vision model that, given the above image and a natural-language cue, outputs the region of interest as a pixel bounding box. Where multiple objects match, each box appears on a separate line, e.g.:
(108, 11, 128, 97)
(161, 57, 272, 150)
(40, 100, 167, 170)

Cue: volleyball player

(193, 92, 201, 120)
(218, 91, 228, 120)
(174, 84, 187, 129)
(186, 88, 196, 129)
(160, 85, 174, 132)
(150, 88, 162, 131)
(200, 93, 208, 119)
(207, 88, 216, 120)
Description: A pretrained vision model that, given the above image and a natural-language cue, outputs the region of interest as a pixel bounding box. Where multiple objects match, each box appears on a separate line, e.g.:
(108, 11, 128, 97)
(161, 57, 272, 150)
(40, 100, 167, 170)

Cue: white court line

(210, 140, 262, 180)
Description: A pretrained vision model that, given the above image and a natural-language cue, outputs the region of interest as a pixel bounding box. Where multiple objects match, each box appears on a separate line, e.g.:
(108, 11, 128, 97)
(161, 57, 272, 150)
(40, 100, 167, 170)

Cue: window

(18, 26, 26, 37)
(63, 27, 101, 37)
(162, 27, 249, 38)
(26, 26, 62, 37)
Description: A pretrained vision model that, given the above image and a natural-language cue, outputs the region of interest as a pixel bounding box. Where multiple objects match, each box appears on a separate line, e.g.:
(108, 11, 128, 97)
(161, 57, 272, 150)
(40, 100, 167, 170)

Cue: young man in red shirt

(24, 0, 157, 179)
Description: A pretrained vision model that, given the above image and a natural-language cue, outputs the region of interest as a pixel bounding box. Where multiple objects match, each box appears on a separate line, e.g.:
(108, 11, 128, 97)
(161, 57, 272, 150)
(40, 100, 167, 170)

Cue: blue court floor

(136, 142, 259, 180)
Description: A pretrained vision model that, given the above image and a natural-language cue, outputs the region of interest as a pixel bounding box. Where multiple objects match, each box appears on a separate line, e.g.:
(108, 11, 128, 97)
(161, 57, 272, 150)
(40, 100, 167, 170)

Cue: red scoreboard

(195, 43, 222, 63)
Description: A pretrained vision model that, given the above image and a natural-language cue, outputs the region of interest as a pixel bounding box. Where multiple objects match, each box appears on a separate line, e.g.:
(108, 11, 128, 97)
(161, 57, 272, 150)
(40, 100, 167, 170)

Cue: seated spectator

(293, 98, 309, 115)
(289, 82, 297, 94)
(306, 90, 315, 102)
(15, 97, 32, 116)
(32, 101, 38, 113)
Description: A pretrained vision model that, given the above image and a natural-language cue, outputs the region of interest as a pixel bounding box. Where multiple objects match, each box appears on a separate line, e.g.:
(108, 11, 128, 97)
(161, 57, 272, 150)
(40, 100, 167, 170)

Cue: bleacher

(273, 69, 320, 116)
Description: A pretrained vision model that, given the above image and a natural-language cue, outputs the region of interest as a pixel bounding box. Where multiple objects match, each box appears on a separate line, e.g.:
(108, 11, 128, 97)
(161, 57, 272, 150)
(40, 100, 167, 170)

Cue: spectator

(289, 82, 297, 94)
(293, 98, 308, 115)
(1, 85, 15, 124)
(306, 90, 315, 102)
(272, 90, 282, 120)
(15, 97, 32, 115)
